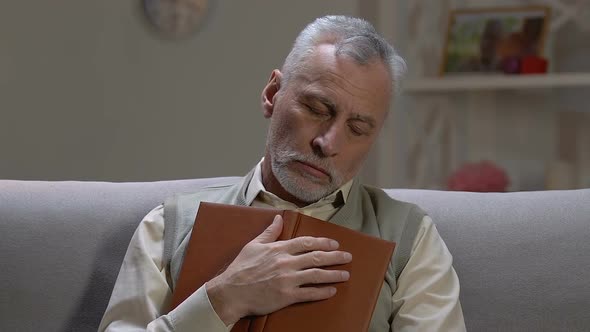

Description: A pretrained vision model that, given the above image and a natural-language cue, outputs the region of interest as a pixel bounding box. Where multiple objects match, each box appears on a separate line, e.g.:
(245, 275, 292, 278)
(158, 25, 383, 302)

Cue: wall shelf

(404, 73, 590, 93)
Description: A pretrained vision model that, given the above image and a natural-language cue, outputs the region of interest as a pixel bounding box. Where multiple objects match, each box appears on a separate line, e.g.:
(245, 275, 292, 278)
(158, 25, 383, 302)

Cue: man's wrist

(205, 277, 243, 326)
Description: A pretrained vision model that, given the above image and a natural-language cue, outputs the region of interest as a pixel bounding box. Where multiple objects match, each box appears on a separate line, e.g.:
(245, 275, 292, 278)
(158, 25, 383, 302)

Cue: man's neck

(261, 157, 310, 208)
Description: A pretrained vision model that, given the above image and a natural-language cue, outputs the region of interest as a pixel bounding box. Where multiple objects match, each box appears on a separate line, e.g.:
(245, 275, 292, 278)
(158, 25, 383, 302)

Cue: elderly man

(99, 15, 465, 331)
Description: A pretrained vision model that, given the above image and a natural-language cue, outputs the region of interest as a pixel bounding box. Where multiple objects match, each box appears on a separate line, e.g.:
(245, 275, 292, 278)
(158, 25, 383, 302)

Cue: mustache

(276, 150, 335, 176)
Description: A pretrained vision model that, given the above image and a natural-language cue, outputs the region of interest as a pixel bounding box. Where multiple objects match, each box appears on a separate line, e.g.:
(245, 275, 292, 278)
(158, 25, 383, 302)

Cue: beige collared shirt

(99, 162, 465, 331)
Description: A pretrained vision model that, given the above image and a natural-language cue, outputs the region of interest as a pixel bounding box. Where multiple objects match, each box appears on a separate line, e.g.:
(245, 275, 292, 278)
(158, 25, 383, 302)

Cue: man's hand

(205, 214, 352, 325)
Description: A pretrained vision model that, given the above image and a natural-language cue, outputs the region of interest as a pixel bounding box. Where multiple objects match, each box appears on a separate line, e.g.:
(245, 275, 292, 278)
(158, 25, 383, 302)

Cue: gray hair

(281, 15, 407, 94)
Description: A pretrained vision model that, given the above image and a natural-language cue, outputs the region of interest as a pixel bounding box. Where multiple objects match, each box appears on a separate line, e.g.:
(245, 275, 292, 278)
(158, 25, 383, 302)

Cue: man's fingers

(282, 236, 340, 254)
(293, 250, 352, 270)
(253, 215, 283, 244)
(292, 285, 338, 303)
(294, 268, 350, 286)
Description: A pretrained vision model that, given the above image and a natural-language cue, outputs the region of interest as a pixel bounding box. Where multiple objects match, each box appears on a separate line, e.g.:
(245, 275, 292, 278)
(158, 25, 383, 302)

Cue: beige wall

(0, 0, 361, 181)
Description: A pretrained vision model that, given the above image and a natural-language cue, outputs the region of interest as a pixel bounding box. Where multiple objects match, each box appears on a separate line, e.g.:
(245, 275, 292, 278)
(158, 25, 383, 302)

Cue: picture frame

(440, 6, 551, 75)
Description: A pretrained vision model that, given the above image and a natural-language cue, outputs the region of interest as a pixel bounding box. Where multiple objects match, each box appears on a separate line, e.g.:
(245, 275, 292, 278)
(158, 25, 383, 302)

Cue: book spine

(249, 315, 267, 332)
(279, 210, 300, 240)
(249, 211, 300, 332)
(293, 212, 302, 238)
(254, 211, 302, 332)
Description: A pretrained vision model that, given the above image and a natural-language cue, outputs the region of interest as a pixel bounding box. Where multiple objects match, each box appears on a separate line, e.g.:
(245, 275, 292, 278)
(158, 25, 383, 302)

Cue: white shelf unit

(404, 73, 590, 93)
(381, 0, 590, 190)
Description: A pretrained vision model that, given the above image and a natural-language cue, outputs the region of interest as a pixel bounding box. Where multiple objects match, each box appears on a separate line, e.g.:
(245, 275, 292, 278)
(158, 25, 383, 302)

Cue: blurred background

(1, 0, 588, 192)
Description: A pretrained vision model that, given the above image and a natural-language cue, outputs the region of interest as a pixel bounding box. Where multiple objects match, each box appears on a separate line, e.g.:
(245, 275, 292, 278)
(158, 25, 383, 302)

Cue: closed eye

(305, 104, 330, 117)
(348, 120, 372, 136)
(349, 124, 366, 136)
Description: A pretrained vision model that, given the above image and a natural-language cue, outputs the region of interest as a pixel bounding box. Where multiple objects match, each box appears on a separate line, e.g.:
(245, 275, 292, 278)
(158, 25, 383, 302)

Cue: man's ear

(261, 70, 282, 118)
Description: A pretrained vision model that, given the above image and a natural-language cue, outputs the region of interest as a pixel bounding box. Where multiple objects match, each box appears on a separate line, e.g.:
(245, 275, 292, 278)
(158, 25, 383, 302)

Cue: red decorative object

(501, 56, 521, 74)
(447, 160, 510, 192)
(520, 55, 548, 74)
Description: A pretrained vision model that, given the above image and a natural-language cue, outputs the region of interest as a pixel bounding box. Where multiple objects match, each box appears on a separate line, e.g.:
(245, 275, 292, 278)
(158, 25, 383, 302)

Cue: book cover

(170, 202, 395, 332)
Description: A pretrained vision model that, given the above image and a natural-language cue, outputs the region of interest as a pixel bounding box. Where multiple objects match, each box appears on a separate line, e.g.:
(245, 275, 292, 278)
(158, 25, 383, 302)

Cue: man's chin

(282, 175, 337, 203)
(287, 186, 331, 204)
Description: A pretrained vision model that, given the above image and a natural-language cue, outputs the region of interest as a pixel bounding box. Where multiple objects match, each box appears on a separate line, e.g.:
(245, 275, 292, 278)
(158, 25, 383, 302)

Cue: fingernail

(344, 252, 352, 261)
(273, 215, 281, 224)
(329, 287, 337, 295)
(341, 271, 350, 280)
(330, 240, 339, 249)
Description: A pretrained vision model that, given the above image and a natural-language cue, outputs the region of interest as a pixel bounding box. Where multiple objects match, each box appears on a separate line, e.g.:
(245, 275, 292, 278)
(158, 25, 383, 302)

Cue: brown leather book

(170, 202, 395, 332)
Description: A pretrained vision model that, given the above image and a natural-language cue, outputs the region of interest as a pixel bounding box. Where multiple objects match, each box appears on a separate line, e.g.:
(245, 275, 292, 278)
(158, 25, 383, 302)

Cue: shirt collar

(244, 159, 353, 208)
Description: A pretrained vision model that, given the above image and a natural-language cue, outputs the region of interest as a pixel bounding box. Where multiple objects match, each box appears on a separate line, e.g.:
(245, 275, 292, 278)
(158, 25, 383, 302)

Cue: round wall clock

(142, 0, 211, 40)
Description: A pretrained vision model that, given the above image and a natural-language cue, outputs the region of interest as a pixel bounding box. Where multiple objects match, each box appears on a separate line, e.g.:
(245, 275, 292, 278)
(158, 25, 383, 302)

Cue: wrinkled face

(262, 44, 392, 203)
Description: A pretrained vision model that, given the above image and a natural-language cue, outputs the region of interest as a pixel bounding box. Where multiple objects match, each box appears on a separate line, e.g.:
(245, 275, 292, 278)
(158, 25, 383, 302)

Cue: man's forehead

(299, 46, 390, 92)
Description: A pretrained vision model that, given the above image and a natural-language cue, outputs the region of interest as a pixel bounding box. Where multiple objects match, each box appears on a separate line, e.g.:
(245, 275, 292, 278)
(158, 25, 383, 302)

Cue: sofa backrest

(1, 179, 589, 331)
(0, 178, 239, 332)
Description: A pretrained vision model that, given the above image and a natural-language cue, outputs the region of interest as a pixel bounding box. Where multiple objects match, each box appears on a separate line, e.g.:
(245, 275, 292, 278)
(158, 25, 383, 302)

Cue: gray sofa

(1, 178, 589, 332)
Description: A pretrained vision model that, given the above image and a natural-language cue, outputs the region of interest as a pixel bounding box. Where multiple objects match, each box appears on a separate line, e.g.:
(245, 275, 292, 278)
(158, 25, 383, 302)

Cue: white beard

(266, 134, 345, 203)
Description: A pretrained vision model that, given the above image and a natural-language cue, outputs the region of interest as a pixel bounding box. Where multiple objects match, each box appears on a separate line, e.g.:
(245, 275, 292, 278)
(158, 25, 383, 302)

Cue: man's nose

(312, 123, 344, 158)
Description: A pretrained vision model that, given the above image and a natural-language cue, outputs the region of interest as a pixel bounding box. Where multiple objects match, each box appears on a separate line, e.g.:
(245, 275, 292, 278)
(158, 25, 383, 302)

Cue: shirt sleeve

(391, 215, 466, 332)
(98, 205, 232, 332)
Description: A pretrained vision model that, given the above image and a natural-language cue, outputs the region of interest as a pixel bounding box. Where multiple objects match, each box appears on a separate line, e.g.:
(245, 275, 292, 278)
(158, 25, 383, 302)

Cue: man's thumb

(255, 215, 283, 244)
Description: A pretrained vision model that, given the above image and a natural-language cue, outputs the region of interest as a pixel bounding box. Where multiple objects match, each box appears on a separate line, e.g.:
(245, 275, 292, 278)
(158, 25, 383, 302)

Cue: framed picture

(440, 6, 551, 75)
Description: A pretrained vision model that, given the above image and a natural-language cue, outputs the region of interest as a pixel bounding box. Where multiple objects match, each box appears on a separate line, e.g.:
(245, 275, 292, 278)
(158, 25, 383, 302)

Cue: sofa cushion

(388, 189, 590, 332)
